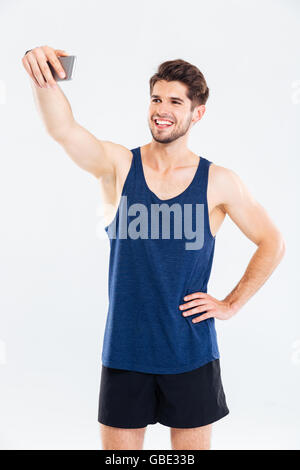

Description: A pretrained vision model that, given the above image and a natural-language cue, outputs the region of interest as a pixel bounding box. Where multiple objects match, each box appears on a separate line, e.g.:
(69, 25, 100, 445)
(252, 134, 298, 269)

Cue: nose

(154, 109, 174, 121)
(154, 102, 172, 116)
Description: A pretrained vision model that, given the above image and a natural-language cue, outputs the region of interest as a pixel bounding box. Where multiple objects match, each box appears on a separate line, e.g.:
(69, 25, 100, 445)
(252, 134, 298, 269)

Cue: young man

(22, 47, 285, 450)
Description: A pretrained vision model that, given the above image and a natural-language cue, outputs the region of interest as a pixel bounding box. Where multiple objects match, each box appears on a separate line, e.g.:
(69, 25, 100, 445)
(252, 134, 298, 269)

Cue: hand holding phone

(22, 46, 76, 88)
(47, 55, 76, 81)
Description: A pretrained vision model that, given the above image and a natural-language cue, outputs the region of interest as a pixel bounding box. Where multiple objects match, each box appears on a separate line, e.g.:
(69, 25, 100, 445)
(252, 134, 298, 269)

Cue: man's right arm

(22, 46, 127, 179)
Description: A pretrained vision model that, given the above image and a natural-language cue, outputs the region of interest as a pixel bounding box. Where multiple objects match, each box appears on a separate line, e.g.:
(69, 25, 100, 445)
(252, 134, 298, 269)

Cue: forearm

(30, 80, 75, 139)
(223, 232, 285, 314)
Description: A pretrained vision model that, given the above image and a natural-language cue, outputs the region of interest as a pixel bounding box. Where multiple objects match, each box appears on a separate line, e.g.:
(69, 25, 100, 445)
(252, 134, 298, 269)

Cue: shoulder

(100, 141, 134, 182)
(209, 162, 242, 186)
(101, 140, 133, 167)
(208, 162, 249, 212)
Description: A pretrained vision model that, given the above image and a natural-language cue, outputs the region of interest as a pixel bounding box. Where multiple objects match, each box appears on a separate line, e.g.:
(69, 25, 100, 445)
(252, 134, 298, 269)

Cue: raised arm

(22, 45, 124, 179)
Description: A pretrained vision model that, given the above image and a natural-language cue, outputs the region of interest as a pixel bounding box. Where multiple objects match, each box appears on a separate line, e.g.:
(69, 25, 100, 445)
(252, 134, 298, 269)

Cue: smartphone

(47, 55, 77, 81)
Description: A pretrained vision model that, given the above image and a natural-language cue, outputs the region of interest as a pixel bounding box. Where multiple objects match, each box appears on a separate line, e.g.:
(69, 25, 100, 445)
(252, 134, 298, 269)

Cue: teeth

(155, 120, 173, 125)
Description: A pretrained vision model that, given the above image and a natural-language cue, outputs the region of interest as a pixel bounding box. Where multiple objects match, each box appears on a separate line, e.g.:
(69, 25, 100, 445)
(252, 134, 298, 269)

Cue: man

(22, 46, 285, 450)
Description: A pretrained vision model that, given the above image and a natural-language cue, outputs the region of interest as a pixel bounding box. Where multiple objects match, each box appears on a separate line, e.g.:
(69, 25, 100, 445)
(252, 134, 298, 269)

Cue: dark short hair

(149, 59, 209, 111)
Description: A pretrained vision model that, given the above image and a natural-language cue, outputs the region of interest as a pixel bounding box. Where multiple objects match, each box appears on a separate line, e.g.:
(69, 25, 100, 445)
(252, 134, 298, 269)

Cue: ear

(197, 104, 206, 120)
(192, 104, 206, 125)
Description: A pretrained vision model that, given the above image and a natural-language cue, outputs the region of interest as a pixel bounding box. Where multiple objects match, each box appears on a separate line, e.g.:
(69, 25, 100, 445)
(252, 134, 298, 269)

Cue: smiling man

(22, 48, 285, 450)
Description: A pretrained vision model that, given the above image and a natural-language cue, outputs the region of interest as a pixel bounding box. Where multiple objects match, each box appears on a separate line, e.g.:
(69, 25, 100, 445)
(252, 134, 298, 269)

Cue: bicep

(55, 122, 117, 178)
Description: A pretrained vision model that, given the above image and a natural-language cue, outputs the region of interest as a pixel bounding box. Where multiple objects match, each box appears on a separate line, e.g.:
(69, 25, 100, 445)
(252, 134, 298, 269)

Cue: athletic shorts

(98, 359, 229, 428)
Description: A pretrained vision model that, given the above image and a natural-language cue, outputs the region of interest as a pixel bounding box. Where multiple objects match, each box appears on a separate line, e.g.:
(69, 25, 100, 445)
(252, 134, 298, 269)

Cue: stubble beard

(149, 115, 193, 144)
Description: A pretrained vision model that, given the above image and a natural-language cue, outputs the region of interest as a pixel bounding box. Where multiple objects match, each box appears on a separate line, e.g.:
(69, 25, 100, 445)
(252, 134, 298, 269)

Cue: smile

(154, 119, 174, 129)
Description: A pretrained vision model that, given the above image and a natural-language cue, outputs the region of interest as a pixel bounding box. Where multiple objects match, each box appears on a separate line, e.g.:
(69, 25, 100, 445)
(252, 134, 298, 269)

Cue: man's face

(148, 80, 202, 144)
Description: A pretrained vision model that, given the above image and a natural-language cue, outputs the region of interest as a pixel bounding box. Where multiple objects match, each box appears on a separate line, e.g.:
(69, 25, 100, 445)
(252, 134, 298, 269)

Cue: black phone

(47, 55, 77, 81)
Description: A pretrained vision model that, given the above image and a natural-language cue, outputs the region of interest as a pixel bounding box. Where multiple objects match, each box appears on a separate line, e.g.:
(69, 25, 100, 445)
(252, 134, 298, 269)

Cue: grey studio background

(0, 0, 299, 450)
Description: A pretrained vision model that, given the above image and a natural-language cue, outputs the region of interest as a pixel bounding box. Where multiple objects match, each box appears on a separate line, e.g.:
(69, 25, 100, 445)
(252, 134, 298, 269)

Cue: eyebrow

(151, 94, 185, 103)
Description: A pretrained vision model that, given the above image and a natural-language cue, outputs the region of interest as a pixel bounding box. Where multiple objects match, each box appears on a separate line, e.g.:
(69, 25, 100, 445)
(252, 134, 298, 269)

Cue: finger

(182, 305, 211, 317)
(192, 312, 215, 323)
(22, 56, 42, 88)
(46, 51, 66, 81)
(179, 299, 208, 311)
(35, 48, 60, 87)
(54, 49, 69, 56)
(26, 51, 47, 87)
(182, 292, 208, 302)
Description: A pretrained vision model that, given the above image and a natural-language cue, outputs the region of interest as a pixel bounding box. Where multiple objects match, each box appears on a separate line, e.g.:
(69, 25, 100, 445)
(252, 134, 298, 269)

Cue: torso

(98, 144, 226, 235)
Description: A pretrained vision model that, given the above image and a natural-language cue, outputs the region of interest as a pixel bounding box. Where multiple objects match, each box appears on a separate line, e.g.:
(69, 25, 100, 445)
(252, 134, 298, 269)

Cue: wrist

(223, 298, 241, 316)
(230, 301, 240, 315)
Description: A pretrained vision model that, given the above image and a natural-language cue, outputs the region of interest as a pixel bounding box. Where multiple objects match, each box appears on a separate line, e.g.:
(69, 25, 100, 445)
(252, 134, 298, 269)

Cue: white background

(0, 0, 299, 450)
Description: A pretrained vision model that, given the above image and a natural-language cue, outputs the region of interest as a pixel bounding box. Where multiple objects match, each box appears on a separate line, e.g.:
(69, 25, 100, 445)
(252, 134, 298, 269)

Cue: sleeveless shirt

(101, 146, 220, 374)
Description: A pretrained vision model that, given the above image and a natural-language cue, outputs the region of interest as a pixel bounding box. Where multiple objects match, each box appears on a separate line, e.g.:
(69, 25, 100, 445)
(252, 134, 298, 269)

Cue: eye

(152, 99, 181, 104)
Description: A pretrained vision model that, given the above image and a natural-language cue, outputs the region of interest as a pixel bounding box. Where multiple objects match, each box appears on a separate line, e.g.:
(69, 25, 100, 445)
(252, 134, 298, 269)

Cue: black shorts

(98, 359, 229, 429)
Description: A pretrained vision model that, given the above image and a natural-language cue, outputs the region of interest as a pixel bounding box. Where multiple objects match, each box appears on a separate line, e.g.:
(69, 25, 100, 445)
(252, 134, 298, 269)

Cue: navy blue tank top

(101, 146, 220, 374)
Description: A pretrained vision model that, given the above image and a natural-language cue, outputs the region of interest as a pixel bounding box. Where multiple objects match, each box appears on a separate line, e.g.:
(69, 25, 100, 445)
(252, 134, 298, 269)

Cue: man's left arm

(179, 166, 286, 322)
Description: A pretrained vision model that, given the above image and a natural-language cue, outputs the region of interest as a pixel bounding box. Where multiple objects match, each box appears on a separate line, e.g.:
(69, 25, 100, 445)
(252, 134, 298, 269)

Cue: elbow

(278, 234, 286, 261)
(259, 229, 286, 263)
(270, 230, 286, 263)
